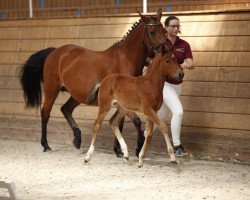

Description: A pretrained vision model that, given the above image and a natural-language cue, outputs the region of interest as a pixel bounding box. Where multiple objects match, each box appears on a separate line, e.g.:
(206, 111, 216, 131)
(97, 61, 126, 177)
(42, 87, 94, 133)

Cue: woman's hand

(180, 58, 194, 70)
(180, 62, 189, 69)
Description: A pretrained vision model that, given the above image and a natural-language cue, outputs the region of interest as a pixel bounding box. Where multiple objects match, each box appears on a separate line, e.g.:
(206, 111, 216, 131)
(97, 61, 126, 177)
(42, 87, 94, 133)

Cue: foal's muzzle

(174, 71, 185, 80)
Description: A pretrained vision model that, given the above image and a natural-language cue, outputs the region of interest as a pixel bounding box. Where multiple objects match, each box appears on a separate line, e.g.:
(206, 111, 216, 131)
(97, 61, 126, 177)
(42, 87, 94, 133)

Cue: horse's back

(43, 44, 120, 103)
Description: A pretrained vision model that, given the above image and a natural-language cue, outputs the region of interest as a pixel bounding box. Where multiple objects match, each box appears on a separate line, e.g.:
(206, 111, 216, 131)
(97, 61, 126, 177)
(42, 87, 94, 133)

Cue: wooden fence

(0, 9, 249, 163)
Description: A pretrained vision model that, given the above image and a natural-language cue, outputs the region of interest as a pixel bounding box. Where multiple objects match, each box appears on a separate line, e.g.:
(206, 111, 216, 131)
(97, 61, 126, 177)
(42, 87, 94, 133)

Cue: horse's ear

(157, 9, 162, 19)
(138, 11, 148, 22)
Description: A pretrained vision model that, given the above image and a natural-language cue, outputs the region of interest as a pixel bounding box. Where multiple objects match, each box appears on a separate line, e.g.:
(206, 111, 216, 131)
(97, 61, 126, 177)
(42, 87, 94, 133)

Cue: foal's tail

(86, 81, 101, 105)
(19, 47, 56, 109)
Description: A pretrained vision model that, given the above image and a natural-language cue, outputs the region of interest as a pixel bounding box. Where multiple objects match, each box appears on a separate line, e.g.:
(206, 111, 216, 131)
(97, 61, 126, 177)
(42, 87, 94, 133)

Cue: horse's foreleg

(144, 108, 176, 163)
(138, 118, 153, 167)
(110, 108, 129, 160)
(113, 117, 124, 158)
(61, 97, 81, 149)
(126, 111, 145, 157)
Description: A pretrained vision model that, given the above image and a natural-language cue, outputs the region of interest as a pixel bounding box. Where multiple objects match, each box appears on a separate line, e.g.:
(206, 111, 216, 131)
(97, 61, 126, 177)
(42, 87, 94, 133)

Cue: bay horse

(84, 44, 184, 167)
(19, 10, 166, 155)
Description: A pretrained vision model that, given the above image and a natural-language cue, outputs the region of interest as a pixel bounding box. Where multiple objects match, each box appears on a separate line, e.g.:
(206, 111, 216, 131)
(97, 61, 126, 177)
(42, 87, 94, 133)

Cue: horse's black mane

(115, 19, 143, 44)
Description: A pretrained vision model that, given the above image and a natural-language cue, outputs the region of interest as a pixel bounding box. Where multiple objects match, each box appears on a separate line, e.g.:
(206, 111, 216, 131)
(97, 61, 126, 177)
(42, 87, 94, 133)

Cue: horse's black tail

(86, 81, 101, 105)
(19, 47, 56, 109)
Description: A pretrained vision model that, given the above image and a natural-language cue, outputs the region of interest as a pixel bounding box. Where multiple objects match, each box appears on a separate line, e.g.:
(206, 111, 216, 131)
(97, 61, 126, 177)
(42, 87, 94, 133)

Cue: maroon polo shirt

(148, 36, 193, 84)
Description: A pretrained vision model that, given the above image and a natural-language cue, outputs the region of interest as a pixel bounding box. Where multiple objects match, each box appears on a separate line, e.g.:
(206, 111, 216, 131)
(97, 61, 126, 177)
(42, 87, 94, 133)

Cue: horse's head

(159, 44, 184, 81)
(138, 9, 166, 54)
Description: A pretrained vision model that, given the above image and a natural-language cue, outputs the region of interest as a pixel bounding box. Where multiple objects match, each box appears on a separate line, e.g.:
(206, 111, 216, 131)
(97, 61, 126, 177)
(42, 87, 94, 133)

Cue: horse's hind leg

(41, 83, 60, 152)
(61, 96, 81, 149)
(110, 107, 129, 160)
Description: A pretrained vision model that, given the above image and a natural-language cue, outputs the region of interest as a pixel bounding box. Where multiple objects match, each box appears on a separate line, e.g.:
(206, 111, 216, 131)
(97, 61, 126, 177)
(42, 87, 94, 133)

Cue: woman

(145, 15, 194, 156)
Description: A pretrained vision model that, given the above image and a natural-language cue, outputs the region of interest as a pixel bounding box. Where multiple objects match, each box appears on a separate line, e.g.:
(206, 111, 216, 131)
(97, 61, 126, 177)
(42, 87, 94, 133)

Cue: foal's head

(158, 45, 184, 81)
(139, 9, 166, 53)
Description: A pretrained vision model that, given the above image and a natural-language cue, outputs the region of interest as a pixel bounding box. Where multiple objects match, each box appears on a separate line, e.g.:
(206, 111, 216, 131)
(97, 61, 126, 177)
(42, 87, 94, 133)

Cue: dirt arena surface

(0, 138, 249, 200)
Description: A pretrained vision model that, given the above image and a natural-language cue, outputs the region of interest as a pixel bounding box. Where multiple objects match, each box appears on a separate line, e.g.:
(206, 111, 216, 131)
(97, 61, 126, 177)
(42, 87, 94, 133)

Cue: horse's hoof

(43, 147, 52, 152)
(114, 147, 124, 158)
(73, 138, 81, 149)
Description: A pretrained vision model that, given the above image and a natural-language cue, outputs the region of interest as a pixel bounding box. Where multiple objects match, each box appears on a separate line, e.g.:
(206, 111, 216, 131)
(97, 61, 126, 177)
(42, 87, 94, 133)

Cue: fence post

(143, 0, 147, 13)
(29, 0, 33, 18)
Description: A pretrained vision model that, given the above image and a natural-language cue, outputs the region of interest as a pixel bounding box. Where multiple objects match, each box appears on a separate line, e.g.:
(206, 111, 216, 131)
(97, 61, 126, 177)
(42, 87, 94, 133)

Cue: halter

(144, 23, 165, 54)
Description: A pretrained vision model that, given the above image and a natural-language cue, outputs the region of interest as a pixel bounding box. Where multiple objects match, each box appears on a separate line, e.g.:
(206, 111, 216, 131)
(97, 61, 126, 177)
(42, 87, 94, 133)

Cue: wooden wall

(0, 10, 249, 163)
(0, 0, 249, 19)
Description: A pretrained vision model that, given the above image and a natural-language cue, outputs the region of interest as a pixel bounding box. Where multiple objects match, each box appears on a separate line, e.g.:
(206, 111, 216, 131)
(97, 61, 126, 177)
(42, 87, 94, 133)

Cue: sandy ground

(0, 139, 249, 200)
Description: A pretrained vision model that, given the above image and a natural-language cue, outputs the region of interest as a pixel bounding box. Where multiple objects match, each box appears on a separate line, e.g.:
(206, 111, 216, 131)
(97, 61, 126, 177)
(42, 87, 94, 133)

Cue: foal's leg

(84, 109, 107, 163)
(113, 111, 144, 158)
(138, 118, 153, 167)
(110, 108, 129, 160)
(41, 83, 60, 152)
(144, 108, 176, 163)
(61, 96, 81, 149)
(113, 117, 124, 158)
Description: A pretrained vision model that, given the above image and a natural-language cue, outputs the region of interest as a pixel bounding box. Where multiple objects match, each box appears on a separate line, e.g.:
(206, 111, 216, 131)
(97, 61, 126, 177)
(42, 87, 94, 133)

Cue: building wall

(0, 10, 249, 163)
(0, 0, 249, 19)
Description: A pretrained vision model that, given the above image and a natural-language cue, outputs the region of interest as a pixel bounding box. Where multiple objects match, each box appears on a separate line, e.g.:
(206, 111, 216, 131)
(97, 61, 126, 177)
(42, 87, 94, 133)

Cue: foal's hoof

(123, 155, 129, 162)
(138, 161, 143, 168)
(170, 157, 177, 164)
(114, 147, 124, 158)
(73, 138, 81, 149)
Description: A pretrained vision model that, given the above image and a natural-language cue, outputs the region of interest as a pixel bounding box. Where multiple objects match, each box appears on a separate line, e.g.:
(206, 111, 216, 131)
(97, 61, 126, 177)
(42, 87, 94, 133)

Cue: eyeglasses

(167, 25, 181, 29)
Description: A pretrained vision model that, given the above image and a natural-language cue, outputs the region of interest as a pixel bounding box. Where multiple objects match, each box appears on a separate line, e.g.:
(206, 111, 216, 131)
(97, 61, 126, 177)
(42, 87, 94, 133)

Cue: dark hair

(164, 16, 179, 26)
(164, 16, 181, 34)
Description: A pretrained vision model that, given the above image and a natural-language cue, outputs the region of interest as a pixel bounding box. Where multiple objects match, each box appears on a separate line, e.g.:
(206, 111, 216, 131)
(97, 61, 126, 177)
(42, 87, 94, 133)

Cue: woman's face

(165, 19, 180, 36)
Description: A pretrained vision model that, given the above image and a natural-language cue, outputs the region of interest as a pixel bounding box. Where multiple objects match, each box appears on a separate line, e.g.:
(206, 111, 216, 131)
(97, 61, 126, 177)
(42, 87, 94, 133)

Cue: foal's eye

(166, 59, 170, 64)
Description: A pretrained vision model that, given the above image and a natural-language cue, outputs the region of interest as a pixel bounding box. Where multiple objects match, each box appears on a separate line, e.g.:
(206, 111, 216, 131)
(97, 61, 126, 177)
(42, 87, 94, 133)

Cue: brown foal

(84, 45, 184, 167)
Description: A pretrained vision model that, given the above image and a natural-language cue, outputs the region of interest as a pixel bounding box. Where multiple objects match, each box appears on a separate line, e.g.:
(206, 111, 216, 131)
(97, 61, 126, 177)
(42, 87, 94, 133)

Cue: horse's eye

(150, 31, 155, 36)
(166, 59, 170, 64)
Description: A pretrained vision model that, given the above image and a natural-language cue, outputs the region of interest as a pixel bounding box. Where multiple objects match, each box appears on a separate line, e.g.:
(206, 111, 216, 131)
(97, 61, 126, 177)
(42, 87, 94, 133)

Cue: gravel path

(0, 139, 249, 200)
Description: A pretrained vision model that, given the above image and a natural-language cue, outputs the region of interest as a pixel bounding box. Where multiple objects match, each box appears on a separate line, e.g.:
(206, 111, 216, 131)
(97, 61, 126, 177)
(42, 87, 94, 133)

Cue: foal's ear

(157, 9, 162, 19)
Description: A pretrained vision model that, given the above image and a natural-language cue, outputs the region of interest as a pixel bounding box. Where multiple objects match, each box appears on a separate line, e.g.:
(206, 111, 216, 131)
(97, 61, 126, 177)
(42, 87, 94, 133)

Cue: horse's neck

(145, 56, 165, 90)
(111, 22, 148, 76)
